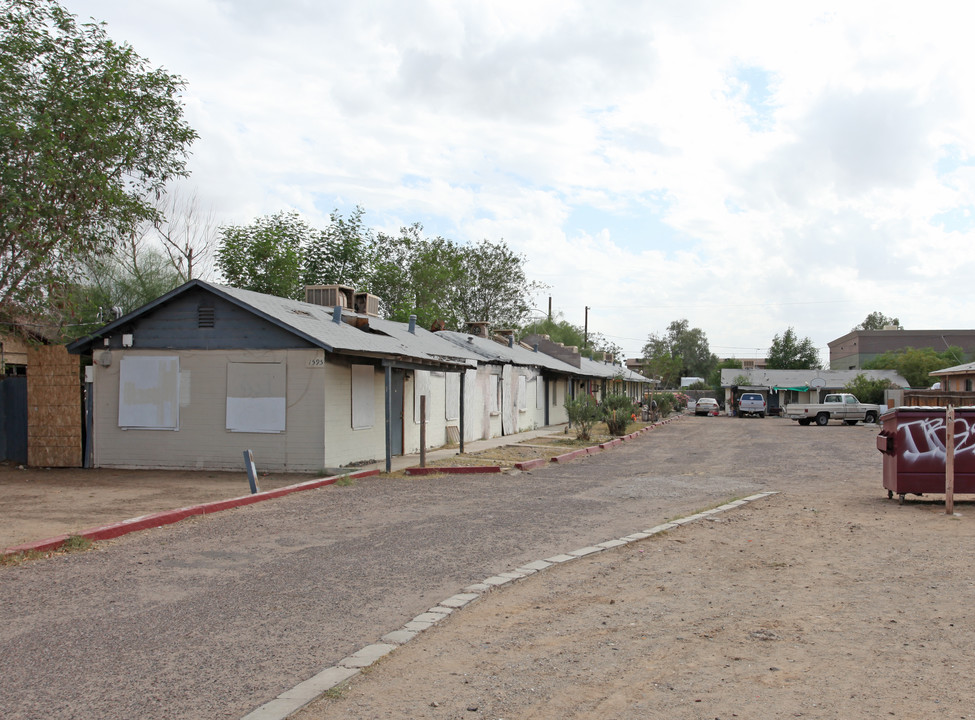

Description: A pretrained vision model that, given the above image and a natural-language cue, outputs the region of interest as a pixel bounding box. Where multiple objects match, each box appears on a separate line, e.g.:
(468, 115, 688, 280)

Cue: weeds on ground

(1, 534, 94, 567)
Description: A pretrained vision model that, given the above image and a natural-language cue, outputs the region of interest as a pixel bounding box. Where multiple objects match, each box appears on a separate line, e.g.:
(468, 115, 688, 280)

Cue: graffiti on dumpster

(900, 416, 975, 465)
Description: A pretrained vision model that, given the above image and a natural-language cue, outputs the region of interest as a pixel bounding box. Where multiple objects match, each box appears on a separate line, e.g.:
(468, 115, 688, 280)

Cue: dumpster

(877, 406, 975, 502)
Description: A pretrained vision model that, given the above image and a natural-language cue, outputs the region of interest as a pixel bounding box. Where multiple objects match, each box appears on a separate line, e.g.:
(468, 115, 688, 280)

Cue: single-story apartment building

(67, 280, 646, 473)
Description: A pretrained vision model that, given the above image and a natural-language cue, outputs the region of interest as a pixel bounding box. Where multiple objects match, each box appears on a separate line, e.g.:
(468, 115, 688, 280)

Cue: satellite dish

(810, 377, 826, 389)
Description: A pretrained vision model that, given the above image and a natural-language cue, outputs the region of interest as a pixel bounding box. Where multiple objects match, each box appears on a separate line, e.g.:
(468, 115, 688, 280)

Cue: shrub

(603, 394, 636, 436)
(565, 395, 602, 441)
(653, 392, 674, 417)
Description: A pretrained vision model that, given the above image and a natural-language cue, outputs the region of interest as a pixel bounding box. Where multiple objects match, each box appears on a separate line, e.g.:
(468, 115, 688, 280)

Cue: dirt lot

(0, 464, 321, 550)
(292, 424, 975, 720)
(2, 415, 973, 720)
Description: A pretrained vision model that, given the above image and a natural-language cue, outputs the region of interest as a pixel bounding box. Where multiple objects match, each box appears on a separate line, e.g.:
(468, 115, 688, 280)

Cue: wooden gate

(0, 376, 28, 463)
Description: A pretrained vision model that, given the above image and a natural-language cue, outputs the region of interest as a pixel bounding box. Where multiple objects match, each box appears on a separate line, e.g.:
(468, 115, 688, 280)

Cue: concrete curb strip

(240, 488, 779, 720)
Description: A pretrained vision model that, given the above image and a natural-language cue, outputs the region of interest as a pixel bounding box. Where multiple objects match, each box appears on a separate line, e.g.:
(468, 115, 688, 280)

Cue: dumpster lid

(881, 405, 975, 417)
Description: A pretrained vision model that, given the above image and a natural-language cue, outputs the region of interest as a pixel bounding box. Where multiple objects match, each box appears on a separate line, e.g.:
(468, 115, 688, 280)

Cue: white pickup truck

(785, 393, 882, 426)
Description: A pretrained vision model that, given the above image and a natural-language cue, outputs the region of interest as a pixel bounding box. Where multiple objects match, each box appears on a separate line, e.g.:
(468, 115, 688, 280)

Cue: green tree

(844, 373, 896, 405)
(454, 239, 542, 330)
(365, 224, 464, 327)
(365, 227, 540, 331)
(854, 312, 901, 331)
(215, 212, 307, 299)
(864, 346, 966, 388)
(303, 206, 372, 289)
(709, 358, 743, 394)
(0, 0, 197, 324)
(766, 328, 820, 369)
(640, 319, 717, 386)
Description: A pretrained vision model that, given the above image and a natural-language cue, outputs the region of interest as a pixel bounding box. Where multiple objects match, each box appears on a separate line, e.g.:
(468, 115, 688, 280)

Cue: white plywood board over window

(118, 355, 180, 429)
(445, 372, 460, 420)
(226, 361, 286, 433)
(351, 364, 374, 430)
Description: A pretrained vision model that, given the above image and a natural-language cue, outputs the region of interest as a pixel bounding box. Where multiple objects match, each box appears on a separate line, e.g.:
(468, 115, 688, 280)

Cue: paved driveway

(0, 417, 873, 719)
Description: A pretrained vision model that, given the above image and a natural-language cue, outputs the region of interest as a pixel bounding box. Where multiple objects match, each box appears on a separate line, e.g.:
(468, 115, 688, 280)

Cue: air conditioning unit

(468, 321, 490, 338)
(305, 285, 354, 308)
(354, 292, 380, 316)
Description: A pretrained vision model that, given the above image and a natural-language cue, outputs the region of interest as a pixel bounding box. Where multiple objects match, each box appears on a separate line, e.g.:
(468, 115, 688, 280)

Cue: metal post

(459, 371, 465, 454)
(946, 405, 955, 515)
(384, 365, 392, 473)
(243, 449, 260, 494)
(420, 395, 427, 467)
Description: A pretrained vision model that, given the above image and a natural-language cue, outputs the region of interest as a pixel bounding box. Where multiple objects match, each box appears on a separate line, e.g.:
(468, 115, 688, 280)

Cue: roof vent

(332, 305, 343, 324)
(408, 315, 416, 334)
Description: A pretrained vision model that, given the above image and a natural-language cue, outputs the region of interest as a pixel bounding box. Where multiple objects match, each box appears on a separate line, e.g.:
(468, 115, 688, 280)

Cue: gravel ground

(3, 415, 955, 720)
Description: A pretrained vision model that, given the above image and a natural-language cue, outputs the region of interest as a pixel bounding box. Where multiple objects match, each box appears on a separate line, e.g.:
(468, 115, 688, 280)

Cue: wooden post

(946, 405, 955, 515)
(419, 395, 427, 468)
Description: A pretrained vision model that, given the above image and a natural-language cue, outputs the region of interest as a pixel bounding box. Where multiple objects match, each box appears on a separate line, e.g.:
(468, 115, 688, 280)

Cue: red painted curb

(551, 448, 589, 463)
(2, 469, 379, 558)
(514, 458, 549, 471)
(405, 466, 501, 476)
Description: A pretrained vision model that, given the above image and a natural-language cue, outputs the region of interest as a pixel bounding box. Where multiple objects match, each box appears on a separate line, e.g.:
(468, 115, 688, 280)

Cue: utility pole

(584, 306, 589, 349)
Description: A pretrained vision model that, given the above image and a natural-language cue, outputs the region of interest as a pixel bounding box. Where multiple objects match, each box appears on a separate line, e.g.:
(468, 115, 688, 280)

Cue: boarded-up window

(490, 373, 501, 414)
(351, 364, 374, 430)
(518, 375, 527, 411)
(445, 372, 460, 420)
(414, 369, 430, 423)
(226, 361, 286, 433)
(536, 377, 545, 408)
(119, 356, 180, 429)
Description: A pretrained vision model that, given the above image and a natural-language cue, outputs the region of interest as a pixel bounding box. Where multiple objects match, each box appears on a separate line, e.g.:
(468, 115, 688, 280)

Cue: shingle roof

(436, 331, 582, 375)
(930, 361, 975, 375)
(67, 280, 480, 369)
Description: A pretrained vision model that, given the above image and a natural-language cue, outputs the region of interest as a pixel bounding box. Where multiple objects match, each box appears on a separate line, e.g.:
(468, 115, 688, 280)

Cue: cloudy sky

(68, 0, 975, 362)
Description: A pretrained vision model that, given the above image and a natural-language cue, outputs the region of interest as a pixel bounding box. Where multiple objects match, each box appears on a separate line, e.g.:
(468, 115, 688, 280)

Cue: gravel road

(0, 416, 880, 719)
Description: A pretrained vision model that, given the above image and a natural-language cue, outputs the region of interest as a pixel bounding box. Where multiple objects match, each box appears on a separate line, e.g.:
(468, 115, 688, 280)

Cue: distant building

(828, 329, 975, 370)
(724, 357, 766, 370)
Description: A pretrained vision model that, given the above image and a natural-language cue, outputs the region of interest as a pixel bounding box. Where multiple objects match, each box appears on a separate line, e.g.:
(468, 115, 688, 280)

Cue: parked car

(695, 398, 720, 416)
(785, 393, 881, 426)
(738, 392, 766, 418)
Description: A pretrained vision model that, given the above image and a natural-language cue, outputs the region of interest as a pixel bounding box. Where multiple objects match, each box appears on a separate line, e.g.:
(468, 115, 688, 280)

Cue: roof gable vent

(198, 305, 215, 329)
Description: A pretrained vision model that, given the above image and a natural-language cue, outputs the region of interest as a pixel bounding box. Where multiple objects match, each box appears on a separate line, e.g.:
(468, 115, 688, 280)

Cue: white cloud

(65, 0, 975, 360)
